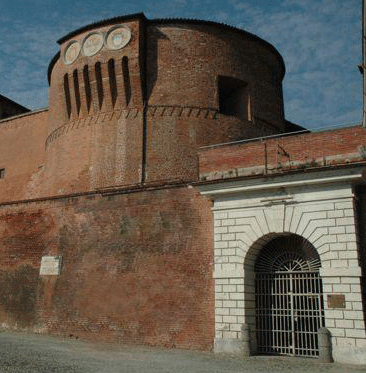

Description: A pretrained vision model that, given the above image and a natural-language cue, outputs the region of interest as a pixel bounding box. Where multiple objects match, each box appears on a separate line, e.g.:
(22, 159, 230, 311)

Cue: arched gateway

(254, 234, 325, 356)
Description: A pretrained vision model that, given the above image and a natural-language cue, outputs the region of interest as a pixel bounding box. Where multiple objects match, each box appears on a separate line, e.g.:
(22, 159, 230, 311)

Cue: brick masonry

(0, 187, 214, 349)
(0, 12, 365, 363)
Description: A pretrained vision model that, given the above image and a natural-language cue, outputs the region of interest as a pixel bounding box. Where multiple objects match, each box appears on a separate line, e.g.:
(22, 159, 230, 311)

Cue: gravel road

(0, 331, 365, 373)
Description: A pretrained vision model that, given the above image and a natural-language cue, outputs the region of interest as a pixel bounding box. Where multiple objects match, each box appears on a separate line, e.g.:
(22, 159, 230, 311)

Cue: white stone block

(335, 201, 353, 210)
(222, 233, 236, 241)
(215, 331, 223, 339)
(229, 293, 244, 301)
(214, 248, 222, 257)
(221, 248, 236, 257)
(346, 329, 366, 339)
(223, 315, 237, 324)
(337, 234, 357, 243)
(354, 320, 365, 329)
(346, 225, 356, 234)
(215, 278, 229, 289)
(322, 285, 333, 293)
(338, 251, 358, 259)
(352, 302, 364, 311)
(307, 227, 328, 243)
(222, 218, 235, 226)
(229, 323, 242, 332)
(222, 285, 236, 293)
(335, 319, 354, 329)
(264, 205, 285, 233)
(325, 319, 335, 328)
(328, 328, 345, 337)
(344, 311, 364, 320)
(332, 284, 351, 293)
(215, 313, 223, 321)
(329, 226, 345, 235)
(215, 226, 228, 234)
(347, 242, 358, 250)
(222, 331, 238, 339)
(216, 323, 230, 331)
(355, 339, 366, 348)
(325, 310, 344, 319)
(215, 256, 229, 264)
(336, 217, 355, 226)
(214, 220, 222, 227)
(351, 284, 362, 293)
(322, 276, 341, 284)
(223, 300, 236, 308)
(215, 241, 229, 249)
(321, 251, 339, 261)
(327, 210, 344, 218)
(335, 337, 355, 346)
(229, 308, 245, 316)
(346, 293, 363, 302)
(229, 278, 243, 285)
(331, 259, 349, 268)
(215, 308, 230, 316)
(344, 209, 354, 217)
(320, 267, 362, 277)
(215, 300, 223, 308)
(214, 234, 222, 242)
(348, 259, 360, 267)
(214, 212, 228, 219)
(215, 278, 229, 285)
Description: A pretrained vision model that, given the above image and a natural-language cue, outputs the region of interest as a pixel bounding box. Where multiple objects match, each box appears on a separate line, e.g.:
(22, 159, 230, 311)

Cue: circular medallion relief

(82, 32, 104, 57)
(105, 26, 131, 50)
(63, 40, 81, 65)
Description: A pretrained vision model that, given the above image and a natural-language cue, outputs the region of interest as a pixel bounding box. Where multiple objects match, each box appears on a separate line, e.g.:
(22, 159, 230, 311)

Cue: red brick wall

(45, 19, 144, 196)
(0, 110, 48, 203)
(0, 187, 214, 350)
(199, 126, 366, 177)
(145, 22, 285, 182)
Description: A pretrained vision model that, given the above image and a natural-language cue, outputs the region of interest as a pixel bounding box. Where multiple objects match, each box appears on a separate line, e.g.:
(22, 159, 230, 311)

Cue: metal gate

(255, 235, 325, 357)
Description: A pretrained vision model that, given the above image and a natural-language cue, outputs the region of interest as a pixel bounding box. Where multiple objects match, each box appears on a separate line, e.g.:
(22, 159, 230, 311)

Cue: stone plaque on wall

(40, 256, 62, 276)
(327, 294, 346, 309)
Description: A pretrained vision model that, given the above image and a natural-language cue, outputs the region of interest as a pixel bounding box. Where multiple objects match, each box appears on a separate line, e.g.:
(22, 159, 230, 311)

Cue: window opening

(83, 65, 92, 112)
(122, 56, 131, 106)
(218, 76, 250, 121)
(0, 168, 5, 179)
(95, 62, 104, 110)
(63, 74, 72, 118)
(108, 59, 118, 108)
(73, 69, 81, 115)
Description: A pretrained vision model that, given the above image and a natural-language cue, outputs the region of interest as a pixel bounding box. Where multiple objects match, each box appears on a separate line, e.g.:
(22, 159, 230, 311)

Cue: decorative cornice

(147, 105, 218, 119)
(45, 107, 142, 148)
(45, 105, 219, 148)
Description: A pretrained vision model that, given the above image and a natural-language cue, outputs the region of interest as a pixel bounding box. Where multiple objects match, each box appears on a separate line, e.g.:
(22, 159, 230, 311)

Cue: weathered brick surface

(199, 126, 366, 179)
(0, 187, 214, 349)
(0, 110, 48, 203)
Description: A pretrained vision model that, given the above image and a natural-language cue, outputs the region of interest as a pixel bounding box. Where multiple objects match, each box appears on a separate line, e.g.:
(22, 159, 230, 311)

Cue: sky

(0, 0, 361, 129)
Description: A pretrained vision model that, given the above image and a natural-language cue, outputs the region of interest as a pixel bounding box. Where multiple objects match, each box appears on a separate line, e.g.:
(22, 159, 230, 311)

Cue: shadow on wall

(146, 28, 170, 102)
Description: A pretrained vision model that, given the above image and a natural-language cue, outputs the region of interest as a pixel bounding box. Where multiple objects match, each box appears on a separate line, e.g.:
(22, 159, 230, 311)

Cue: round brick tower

(45, 13, 286, 195)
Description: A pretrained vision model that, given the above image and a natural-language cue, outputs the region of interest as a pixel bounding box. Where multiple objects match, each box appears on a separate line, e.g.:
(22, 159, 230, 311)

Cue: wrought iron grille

(255, 235, 325, 357)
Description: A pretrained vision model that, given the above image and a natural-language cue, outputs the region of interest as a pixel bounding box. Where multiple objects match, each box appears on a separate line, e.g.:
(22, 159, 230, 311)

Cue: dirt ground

(0, 331, 365, 373)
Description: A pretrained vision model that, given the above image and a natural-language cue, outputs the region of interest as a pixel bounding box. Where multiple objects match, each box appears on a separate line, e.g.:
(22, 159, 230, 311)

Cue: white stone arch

(204, 169, 366, 361)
